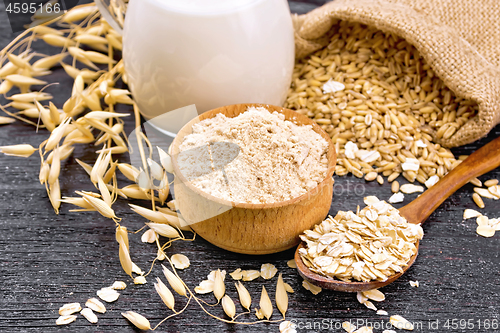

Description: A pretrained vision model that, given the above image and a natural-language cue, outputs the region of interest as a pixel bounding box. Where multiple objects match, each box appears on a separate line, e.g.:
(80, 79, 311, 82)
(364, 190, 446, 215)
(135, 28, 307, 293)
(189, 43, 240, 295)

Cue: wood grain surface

(1, 1, 499, 332)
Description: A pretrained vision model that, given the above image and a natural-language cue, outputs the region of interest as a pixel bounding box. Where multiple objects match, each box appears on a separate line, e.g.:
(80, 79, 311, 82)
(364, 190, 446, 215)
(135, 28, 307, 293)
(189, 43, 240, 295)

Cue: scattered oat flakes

(390, 315, 414, 330)
(463, 209, 482, 219)
(208, 269, 227, 282)
(322, 79, 345, 94)
(141, 228, 157, 243)
(377, 310, 389, 315)
(424, 175, 439, 188)
(287, 259, 297, 268)
(382, 330, 397, 333)
(229, 268, 243, 280)
(280, 320, 297, 333)
(488, 185, 500, 198)
(389, 192, 404, 203)
(97, 287, 120, 303)
(401, 158, 420, 172)
(58, 303, 81, 316)
(56, 314, 77, 326)
(111, 281, 127, 290)
(134, 276, 147, 284)
(299, 196, 423, 282)
(363, 300, 377, 311)
(81, 308, 98, 324)
(242, 270, 260, 281)
(477, 225, 496, 238)
(342, 321, 356, 333)
(344, 141, 359, 159)
(194, 279, 214, 294)
(261, 263, 278, 280)
(477, 215, 489, 226)
(362, 289, 385, 302)
(400, 184, 424, 194)
(302, 279, 322, 295)
(356, 292, 368, 304)
(171, 254, 190, 270)
(85, 298, 106, 314)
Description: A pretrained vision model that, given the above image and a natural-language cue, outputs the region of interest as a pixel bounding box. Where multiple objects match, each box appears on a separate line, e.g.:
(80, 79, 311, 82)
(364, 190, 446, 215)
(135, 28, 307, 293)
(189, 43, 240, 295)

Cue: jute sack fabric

(293, 0, 500, 147)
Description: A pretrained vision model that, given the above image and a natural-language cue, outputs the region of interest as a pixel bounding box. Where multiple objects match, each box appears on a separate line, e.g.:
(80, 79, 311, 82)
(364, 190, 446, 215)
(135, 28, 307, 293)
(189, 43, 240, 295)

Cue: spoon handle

(399, 135, 500, 224)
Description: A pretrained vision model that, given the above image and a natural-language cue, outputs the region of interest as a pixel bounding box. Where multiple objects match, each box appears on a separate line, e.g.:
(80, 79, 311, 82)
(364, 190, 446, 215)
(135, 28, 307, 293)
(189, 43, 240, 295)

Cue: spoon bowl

(296, 135, 500, 292)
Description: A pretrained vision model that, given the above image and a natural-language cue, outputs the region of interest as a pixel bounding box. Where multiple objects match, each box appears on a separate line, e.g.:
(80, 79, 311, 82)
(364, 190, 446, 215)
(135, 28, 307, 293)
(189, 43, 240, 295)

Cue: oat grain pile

(285, 21, 478, 185)
(178, 106, 329, 204)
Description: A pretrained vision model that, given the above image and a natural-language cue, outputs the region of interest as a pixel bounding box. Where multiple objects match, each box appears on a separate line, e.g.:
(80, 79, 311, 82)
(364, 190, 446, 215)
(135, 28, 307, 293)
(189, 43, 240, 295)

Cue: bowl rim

(170, 103, 337, 209)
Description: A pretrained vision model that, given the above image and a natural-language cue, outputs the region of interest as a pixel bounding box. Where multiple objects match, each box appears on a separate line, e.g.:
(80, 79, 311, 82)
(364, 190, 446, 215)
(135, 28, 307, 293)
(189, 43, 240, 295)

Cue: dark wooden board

(0, 1, 499, 332)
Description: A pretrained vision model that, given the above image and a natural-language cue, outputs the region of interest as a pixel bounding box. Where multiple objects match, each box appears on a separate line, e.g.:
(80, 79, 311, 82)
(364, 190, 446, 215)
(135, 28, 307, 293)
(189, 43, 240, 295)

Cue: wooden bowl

(170, 103, 336, 254)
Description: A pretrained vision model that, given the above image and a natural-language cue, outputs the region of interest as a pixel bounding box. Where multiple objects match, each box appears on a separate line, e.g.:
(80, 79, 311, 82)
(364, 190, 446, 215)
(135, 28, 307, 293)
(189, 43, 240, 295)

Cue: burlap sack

(293, 0, 500, 147)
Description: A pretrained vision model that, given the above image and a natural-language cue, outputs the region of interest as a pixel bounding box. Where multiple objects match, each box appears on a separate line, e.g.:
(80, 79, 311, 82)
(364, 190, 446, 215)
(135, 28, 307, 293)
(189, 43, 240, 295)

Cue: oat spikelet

(154, 277, 175, 310)
(116, 225, 129, 250)
(5, 74, 47, 86)
(118, 239, 133, 278)
(147, 222, 180, 239)
(39, 162, 50, 184)
(0, 144, 37, 158)
(275, 273, 288, 318)
(234, 281, 251, 311)
(213, 269, 225, 301)
(98, 177, 112, 207)
(32, 53, 68, 70)
(147, 158, 163, 180)
(129, 204, 175, 224)
(222, 295, 236, 319)
(79, 191, 116, 219)
(75, 158, 93, 176)
(162, 264, 187, 297)
(121, 311, 151, 331)
(49, 179, 61, 214)
(118, 163, 139, 181)
(45, 117, 72, 151)
(157, 146, 173, 173)
(48, 147, 60, 185)
(259, 286, 273, 320)
(0, 116, 15, 125)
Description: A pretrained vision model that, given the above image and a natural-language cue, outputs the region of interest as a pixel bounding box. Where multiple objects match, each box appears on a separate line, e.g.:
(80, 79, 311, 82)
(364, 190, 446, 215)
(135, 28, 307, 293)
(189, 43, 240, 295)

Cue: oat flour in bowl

(177, 106, 329, 204)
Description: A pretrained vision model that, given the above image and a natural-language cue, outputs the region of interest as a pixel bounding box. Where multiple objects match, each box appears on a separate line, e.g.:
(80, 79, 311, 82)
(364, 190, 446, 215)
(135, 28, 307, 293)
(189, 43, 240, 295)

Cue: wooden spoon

(296, 135, 500, 292)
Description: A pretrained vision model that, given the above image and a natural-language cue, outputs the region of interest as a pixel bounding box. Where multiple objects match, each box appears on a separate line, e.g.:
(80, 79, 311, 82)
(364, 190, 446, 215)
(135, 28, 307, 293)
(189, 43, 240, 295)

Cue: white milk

(123, 0, 295, 134)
